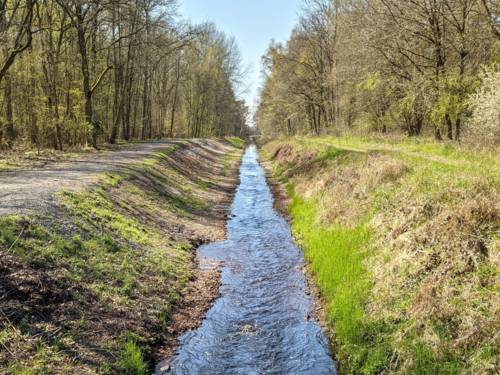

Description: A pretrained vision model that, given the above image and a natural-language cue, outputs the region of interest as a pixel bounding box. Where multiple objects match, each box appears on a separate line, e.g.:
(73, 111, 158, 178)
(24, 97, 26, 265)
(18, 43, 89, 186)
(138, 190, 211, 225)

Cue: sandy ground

(0, 141, 182, 215)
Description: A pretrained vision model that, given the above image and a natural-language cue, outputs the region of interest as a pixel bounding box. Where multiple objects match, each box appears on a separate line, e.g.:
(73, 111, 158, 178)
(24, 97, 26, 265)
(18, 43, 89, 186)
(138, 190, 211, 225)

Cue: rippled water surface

(159, 145, 336, 374)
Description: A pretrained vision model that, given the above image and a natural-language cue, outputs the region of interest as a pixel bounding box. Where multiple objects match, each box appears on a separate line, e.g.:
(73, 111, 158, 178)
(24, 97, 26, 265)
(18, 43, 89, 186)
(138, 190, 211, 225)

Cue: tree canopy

(0, 0, 247, 149)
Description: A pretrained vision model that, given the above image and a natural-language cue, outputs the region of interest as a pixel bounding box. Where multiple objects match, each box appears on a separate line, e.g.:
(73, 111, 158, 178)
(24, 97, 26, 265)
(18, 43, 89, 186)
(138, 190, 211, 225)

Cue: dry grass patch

(371, 183, 500, 374)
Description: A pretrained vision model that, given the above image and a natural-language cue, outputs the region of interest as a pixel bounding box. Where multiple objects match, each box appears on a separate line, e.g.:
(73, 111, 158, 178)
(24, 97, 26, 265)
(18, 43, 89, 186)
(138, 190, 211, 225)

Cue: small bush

(119, 336, 147, 375)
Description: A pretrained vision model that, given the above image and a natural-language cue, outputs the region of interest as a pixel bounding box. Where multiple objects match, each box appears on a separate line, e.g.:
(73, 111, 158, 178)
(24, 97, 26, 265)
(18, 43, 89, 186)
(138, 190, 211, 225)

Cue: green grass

(288, 186, 391, 374)
(293, 135, 500, 181)
(0, 213, 189, 306)
(224, 136, 246, 149)
(119, 335, 148, 375)
(0, 159, 10, 171)
(60, 189, 153, 246)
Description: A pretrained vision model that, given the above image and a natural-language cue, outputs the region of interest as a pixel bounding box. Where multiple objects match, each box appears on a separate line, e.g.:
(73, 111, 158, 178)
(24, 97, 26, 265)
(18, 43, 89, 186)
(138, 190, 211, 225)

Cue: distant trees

(182, 25, 247, 138)
(256, 0, 499, 142)
(0, 0, 246, 150)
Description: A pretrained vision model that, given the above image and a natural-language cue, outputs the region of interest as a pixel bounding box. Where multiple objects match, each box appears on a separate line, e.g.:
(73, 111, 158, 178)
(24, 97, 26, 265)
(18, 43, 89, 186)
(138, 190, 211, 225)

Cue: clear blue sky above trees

(179, 0, 302, 118)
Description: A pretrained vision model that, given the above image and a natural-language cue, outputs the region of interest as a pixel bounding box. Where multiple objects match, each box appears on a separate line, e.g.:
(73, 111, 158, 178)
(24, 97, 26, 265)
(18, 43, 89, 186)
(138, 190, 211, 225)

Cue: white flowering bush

(468, 66, 500, 141)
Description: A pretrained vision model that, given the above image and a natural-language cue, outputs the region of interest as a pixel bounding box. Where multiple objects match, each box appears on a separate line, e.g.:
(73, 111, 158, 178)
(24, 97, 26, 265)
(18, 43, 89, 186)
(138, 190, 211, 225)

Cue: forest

(0, 0, 247, 150)
(256, 0, 500, 143)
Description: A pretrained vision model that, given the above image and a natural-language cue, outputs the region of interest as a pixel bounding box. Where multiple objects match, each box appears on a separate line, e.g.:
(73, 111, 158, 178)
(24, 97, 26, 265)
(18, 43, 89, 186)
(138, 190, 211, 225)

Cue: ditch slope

(264, 136, 499, 375)
(0, 139, 243, 374)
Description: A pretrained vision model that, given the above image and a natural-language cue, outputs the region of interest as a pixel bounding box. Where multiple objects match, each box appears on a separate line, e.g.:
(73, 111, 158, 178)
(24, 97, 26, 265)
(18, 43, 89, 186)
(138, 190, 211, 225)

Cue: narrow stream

(158, 145, 336, 374)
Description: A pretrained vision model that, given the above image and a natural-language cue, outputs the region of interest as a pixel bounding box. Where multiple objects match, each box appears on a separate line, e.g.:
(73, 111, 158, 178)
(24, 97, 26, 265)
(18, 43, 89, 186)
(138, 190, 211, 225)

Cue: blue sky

(178, 0, 303, 119)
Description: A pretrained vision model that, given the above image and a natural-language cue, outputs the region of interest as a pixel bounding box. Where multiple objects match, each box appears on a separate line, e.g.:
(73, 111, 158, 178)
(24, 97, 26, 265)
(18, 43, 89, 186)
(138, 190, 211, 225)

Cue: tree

(0, 0, 36, 84)
(0, 0, 36, 146)
(256, 0, 497, 143)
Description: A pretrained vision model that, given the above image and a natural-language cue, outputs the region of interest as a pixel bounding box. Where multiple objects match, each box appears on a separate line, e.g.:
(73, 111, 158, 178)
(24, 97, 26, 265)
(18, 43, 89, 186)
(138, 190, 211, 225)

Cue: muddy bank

(0, 139, 243, 374)
(261, 158, 290, 220)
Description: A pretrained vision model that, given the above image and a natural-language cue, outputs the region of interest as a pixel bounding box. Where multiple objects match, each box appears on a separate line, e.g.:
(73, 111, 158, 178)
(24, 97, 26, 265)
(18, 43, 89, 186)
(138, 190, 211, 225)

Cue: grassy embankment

(0, 139, 243, 374)
(263, 136, 499, 374)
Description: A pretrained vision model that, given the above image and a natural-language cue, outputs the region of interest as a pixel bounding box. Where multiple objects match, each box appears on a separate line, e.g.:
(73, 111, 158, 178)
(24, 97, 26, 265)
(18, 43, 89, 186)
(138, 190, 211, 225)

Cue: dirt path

(0, 141, 182, 215)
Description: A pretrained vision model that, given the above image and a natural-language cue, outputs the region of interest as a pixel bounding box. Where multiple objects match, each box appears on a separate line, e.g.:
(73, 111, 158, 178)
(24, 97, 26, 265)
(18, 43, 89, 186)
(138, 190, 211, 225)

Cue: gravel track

(0, 141, 180, 215)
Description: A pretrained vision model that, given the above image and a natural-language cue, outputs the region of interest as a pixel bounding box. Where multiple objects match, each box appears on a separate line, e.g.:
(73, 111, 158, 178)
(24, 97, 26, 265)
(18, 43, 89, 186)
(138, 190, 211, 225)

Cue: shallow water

(158, 145, 336, 375)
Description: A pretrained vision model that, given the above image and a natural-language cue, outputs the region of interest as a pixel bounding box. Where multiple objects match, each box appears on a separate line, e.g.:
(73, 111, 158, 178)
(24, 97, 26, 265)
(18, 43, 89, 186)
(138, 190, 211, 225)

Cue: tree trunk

(29, 64, 39, 149)
(445, 114, 453, 140)
(110, 64, 124, 144)
(455, 118, 461, 141)
(435, 126, 442, 140)
(123, 61, 135, 140)
(5, 73, 15, 146)
(75, 15, 96, 148)
(141, 74, 149, 140)
(169, 90, 178, 137)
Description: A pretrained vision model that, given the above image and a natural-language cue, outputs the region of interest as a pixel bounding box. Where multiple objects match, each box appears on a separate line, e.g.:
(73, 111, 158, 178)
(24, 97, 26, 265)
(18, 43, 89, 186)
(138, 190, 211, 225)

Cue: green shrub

(119, 336, 147, 375)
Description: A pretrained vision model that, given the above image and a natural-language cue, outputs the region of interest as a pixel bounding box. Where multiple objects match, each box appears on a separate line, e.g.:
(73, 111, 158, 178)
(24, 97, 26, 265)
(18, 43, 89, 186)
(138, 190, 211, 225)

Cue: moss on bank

(0, 139, 242, 374)
(264, 136, 499, 375)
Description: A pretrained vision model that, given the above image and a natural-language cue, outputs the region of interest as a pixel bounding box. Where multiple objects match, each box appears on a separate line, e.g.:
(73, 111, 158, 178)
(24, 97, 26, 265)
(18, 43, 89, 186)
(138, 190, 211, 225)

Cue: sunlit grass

(0, 160, 9, 171)
(119, 335, 148, 375)
(288, 187, 392, 373)
(295, 135, 500, 181)
(224, 136, 246, 149)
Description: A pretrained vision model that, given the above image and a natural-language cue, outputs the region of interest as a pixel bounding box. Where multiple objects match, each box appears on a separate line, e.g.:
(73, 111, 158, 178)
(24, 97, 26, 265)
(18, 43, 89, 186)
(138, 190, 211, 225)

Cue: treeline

(256, 0, 500, 142)
(0, 0, 247, 150)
